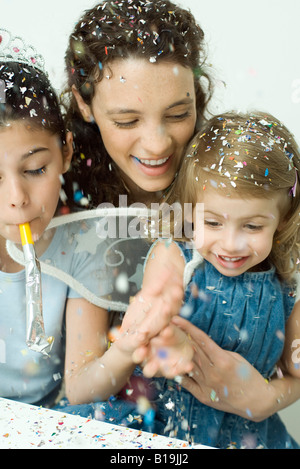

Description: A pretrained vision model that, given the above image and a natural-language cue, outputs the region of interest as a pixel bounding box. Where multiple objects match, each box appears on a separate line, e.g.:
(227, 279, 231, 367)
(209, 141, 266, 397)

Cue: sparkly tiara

(0, 29, 45, 72)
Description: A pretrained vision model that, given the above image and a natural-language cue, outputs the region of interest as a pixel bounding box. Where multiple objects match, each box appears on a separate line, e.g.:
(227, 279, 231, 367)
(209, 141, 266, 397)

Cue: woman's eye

(114, 120, 138, 129)
(167, 111, 191, 121)
(26, 167, 47, 176)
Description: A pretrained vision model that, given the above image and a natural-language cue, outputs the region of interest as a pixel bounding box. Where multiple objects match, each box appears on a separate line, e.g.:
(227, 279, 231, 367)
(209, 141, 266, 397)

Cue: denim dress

(150, 245, 300, 449)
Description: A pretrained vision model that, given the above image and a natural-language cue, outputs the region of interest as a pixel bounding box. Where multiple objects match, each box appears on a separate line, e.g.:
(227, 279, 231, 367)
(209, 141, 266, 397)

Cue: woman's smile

(79, 58, 197, 198)
(132, 154, 173, 176)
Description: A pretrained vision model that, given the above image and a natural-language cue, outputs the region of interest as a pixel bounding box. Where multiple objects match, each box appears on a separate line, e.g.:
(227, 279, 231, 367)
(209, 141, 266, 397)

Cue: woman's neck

(132, 190, 164, 206)
(122, 180, 166, 206)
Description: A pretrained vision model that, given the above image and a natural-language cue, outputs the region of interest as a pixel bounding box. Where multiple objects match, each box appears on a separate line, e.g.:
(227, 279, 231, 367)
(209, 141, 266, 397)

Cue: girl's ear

(62, 131, 73, 173)
(277, 195, 293, 232)
(72, 85, 94, 122)
(277, 216, 288, 233)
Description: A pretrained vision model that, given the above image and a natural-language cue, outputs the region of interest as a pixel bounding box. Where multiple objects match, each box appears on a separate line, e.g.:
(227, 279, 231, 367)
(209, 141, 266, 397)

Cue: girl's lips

(12, 219, 35, 228)
(132, 155, 173, 176)
(215, 254, 249, 270)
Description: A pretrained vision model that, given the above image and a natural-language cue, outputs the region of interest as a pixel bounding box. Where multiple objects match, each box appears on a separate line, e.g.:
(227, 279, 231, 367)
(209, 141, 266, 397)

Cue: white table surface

(0, 398, 211, 449)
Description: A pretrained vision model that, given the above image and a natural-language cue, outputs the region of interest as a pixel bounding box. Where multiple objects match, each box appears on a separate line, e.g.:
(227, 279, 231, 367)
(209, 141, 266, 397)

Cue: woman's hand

(172, 316, 280, 422)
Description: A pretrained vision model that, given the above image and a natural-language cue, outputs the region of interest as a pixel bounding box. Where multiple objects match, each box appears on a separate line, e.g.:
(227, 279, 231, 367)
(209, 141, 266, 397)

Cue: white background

(1, 0, 300, 444)
(0, 0, 299, 143)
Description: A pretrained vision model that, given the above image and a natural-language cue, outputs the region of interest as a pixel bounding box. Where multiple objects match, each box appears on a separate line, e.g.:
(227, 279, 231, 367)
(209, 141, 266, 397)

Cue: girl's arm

(131, 240, 196, 377)
(64, 297, 138, 405)
(136, 240, 185, 336)
(64, 250, 185, 405)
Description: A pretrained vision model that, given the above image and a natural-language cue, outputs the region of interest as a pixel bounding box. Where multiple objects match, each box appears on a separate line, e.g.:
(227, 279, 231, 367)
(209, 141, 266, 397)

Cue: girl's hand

(114, 264, 184, 356)
(133, 323, 194, 379)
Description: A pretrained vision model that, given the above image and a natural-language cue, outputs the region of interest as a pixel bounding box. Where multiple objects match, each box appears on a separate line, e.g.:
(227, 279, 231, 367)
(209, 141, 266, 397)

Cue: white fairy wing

(6, 208, 154, 312)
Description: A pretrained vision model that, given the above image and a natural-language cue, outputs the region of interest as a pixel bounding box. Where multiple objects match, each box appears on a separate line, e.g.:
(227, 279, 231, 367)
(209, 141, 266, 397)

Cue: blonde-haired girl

(139, 111, 300, 448)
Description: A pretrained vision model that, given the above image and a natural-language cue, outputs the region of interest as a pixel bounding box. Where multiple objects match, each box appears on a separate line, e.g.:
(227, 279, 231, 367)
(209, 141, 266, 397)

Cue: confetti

(107, 326, 120, 343)
(0, 398, 197, 449)
(115, 272, 129, 293)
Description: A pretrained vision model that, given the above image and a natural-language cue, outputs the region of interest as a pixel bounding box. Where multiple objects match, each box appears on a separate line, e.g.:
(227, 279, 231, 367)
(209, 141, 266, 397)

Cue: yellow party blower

(19, 223, 54, 356)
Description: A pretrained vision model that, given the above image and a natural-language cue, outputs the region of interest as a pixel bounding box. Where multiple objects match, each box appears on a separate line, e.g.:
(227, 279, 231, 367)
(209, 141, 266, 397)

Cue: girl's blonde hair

(165, 111, 300, 281)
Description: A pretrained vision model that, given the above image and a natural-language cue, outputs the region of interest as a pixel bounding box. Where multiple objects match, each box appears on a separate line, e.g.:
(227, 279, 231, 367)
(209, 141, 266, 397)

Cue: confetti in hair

(163, 111, 300, 281)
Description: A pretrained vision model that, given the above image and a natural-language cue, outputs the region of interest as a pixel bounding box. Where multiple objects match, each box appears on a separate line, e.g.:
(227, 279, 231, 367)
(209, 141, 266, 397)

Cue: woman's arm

(172, 315, 300, 422)
(280, 300, 300, 378)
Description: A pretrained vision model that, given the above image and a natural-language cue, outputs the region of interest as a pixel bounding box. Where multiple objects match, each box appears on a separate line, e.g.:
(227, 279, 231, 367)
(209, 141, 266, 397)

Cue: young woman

(64, 0, 212, 206)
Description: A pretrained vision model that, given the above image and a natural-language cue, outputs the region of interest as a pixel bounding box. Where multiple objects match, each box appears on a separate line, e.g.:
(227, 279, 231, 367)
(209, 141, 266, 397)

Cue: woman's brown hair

(63, 0, 213, 206)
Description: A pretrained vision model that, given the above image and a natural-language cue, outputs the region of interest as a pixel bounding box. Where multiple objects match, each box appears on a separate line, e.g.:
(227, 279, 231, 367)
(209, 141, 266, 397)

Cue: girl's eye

(204, 220, 222, 228)
(26, 167, 47, 176)
(245, 224, 263, 231)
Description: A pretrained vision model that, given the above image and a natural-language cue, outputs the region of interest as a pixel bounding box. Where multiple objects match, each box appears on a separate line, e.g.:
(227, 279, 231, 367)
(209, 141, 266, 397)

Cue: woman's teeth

(135, 156, 169, 166)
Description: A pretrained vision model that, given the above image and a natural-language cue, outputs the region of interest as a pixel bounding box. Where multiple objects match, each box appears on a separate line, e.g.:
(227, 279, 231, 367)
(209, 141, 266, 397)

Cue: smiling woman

(72, 58, 197, 201)
(64, 0, 212, 206)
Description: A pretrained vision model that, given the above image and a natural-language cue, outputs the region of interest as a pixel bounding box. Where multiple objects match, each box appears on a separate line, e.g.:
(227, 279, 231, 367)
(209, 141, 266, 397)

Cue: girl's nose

(8, 179, 29, 209)
(222, 228, 246, 253)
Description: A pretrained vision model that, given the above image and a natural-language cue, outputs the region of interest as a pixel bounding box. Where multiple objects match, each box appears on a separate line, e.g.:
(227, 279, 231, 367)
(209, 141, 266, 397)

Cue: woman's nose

(141, 124, 172, 155)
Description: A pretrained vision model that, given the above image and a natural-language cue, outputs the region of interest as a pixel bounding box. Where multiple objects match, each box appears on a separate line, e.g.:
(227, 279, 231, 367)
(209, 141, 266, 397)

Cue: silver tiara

(0, 29, 45, 72)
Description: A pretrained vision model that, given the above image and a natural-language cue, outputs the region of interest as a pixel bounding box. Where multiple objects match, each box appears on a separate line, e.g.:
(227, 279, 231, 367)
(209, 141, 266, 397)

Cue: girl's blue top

(150, 243, 299, 449)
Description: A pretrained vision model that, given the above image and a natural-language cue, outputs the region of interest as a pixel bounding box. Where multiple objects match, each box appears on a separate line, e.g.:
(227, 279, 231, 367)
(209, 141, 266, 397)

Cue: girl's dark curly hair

(0, 61, 74, 208)
(0, 61, 66, 143)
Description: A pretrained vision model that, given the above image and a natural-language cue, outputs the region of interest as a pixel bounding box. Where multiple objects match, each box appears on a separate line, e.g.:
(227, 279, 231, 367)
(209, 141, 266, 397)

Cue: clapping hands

(116, 263, 195, 379)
